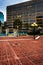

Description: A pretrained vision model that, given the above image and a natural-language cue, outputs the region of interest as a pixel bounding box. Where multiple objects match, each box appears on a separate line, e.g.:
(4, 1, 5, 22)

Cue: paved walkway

(0, 36, 43, 65)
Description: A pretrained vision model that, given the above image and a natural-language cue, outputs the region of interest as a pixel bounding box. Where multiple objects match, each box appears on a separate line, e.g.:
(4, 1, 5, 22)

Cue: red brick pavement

(0, 36, 43, 65)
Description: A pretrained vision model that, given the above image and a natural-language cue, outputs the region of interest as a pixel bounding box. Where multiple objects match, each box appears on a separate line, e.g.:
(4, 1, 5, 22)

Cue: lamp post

(31, 22, 38, 39)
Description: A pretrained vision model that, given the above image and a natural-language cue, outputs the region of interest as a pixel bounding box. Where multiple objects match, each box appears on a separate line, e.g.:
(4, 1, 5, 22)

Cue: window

(30, 20, 35, 22)
(24, 11, 28, 15)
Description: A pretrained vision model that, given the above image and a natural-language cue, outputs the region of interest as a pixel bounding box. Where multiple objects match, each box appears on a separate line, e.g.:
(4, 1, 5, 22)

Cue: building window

(30, 20, 35, 22)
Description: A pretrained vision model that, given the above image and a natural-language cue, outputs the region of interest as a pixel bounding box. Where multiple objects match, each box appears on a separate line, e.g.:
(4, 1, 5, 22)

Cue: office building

(0, 12, 4, 23)
(7, 0, 43, 32)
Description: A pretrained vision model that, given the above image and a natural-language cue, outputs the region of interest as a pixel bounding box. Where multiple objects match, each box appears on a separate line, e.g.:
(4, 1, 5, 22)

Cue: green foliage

(13, 19, 22, 29)
(0, 21, 2, 26)
(4, 22, 8, 29)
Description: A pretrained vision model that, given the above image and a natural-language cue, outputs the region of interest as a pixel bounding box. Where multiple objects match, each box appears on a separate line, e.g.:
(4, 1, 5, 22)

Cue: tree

(0, 21, 2, 33)
(4, 22, 9, 36)
(13, 19, 22, 29)
(0, 21, 2, 26)
(4, 22, 8, 29)
(13, 19, 22, 36)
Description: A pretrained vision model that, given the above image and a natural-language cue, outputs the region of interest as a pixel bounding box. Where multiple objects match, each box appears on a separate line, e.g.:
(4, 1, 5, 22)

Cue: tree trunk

(13, 29, 18, 37)
(6, 29, 9, 36)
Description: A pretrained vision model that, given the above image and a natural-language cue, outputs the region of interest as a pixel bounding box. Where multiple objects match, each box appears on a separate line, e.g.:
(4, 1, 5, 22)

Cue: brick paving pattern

(0, 36, 43, 65)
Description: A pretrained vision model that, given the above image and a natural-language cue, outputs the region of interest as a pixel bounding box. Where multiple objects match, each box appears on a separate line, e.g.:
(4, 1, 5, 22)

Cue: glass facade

(7, 0, 43, 28)
(0, 12, 4, 23)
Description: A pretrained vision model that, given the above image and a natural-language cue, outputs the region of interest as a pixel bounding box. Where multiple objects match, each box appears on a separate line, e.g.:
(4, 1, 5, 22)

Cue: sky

(0, 0, 31, 21)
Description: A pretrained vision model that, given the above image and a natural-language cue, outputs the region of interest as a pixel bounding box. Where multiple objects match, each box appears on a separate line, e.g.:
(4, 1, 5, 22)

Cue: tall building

(0, 12, 4, 23)
(7, 0, 43, 32)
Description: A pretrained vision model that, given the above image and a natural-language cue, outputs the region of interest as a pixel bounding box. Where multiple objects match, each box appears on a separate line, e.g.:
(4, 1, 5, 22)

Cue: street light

(31, 22, 38, 39)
